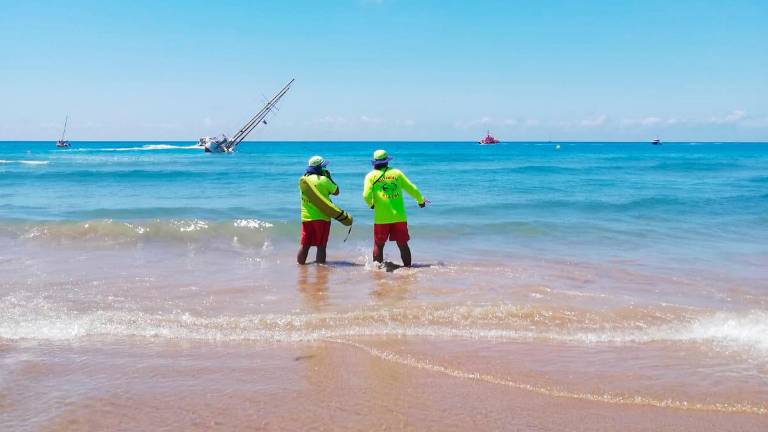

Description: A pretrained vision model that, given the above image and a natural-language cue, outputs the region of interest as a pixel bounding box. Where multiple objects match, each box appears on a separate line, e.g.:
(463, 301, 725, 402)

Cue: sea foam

(2, 298, 766, 361)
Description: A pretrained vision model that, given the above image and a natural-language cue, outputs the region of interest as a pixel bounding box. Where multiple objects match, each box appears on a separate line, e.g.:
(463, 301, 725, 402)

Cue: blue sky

(1, 0, 766, 141)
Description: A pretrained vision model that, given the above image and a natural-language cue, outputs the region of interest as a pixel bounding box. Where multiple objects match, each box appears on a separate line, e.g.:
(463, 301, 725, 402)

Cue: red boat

(478, 130, 500, 145)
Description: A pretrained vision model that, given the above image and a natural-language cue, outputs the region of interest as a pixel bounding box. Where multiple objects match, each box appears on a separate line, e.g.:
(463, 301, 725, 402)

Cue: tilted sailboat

(199, 79, 294, 153)
(56, 116, 71, 148)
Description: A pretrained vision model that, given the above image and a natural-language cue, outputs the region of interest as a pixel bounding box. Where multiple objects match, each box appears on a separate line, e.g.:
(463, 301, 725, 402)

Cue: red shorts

(374, 222, 410, 244)
(301, 220, 331, 247)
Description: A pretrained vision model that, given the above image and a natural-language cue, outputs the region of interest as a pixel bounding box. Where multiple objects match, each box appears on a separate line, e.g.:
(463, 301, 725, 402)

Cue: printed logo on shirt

(380, 182, 400, 199)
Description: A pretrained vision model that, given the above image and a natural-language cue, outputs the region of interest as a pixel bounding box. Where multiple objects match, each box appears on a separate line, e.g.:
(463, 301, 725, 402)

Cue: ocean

(1, 141, 767, 430)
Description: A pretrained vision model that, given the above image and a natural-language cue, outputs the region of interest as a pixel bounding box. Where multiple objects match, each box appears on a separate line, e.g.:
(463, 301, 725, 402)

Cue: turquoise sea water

(3, 141, 768, 419)
(1, 141, 767, 335)
(1, 141, 766, 267)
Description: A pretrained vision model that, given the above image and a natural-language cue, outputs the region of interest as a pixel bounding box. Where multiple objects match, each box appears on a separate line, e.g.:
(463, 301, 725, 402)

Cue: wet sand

(2, 338, 766, 431)
(2, 235, 767, 430)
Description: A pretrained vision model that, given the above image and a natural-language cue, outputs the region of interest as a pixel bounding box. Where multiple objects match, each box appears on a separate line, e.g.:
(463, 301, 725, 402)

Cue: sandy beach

(3, 337, 767, 431)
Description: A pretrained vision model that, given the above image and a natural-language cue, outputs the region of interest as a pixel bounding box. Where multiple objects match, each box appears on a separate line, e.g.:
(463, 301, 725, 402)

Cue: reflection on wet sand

(370, 264, 418, 304)
(297, 265, 330, 309)
(294, 338, 423, 429)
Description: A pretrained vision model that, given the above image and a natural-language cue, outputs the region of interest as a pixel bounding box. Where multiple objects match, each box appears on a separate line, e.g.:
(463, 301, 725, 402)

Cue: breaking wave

(0, 159, 50, 165)
(71, 144, 199, 152)
(2, 298, 766, 360)
(0, 218, 279, 245)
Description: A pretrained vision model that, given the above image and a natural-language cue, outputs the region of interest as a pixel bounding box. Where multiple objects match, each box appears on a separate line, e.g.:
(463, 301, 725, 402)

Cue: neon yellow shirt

(300, 174, 338, 221)
(363, 167, 424, 224)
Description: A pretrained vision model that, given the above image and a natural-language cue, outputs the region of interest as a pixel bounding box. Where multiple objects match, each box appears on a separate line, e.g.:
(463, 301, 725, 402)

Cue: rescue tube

(299, 177, 353, 226)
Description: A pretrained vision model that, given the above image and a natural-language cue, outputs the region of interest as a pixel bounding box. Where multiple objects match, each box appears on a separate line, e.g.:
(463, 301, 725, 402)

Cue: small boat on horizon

(479, 130, 500, 145)
(651, 138, 662, 145)
(56, 115, 71, 148)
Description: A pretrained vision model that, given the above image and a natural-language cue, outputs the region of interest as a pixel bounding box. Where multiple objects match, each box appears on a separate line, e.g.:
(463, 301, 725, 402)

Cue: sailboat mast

(60, 115, 69, 142)
(227, 79, 294, 150)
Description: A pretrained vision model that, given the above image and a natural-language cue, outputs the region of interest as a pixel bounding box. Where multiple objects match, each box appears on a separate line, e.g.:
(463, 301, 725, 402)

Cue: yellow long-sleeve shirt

(363, 167, 424, 224)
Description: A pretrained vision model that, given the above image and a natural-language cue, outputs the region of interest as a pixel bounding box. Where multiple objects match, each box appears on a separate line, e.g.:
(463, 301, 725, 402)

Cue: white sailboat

(56, 116, 71, 148)
(199, 79, 294, 153)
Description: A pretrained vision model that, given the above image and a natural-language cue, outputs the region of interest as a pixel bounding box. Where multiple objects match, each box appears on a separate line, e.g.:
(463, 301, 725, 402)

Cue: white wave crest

(234, 219, 274, 229)
(71, 144, 199, 152)
(1, 298, 766, 361)
(173, 219, 209, 232)
(682, 311, 768, 354)
(0, 160, 49, 165)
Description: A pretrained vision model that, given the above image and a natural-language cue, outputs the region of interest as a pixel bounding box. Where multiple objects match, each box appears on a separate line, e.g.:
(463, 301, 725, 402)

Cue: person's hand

(419, 201, 426, 208)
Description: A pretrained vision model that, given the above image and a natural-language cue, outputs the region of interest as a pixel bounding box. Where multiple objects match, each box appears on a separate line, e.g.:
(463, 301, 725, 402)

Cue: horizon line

(2, 140, 768, 144)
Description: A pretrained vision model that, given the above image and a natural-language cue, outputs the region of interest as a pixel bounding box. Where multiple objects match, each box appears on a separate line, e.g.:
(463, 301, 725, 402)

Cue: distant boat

(651, 138, 662, 145)
(479, 130, 500, 145)
(56, 116, 71, 148)
(200, 79, 294, 153)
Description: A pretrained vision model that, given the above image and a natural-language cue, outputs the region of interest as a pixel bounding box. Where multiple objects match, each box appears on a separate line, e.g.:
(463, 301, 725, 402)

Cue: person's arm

(362, 173, 375, 208)
(323, 169, 340, 195)
(397, 171, 425, 205)
(319, 176, 339, 197)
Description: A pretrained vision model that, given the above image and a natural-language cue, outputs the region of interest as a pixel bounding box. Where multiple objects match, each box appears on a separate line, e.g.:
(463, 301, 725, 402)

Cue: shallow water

(1, 141, 767, 430)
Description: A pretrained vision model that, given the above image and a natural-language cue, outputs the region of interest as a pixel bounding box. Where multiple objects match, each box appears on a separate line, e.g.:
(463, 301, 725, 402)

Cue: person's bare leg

(396, 241, 412, 267)
(316, 245, 327, 264)
(297, 245, 311, 265)
(373, 242, 385, 264)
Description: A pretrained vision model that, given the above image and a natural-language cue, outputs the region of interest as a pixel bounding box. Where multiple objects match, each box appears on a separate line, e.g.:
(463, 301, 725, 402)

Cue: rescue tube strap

(343, 226, 352, 243)
(373, 167, 389, 185)
(334, 210, 350, 223)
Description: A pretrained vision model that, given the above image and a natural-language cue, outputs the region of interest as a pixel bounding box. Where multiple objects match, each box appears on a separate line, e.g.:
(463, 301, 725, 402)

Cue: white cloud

(450, 110, 768, 137)
(456, 116, 549, 130)
(360, 115, 383, 125)
(454, 116, 495, 129)
(703, 110, 768, 127)
(524, 119, 540, 127)
(741, 116, 768, 128)
(313, 115, 348, 126)
(619, 110, 768, 130)
(311, 115, 400, 128)
(708, 110, 747, 124)
(640, 117, 661, 126)
(622, 116, 662, 126)
(140, 122, 183, 130)
(579, 114, 607, 127)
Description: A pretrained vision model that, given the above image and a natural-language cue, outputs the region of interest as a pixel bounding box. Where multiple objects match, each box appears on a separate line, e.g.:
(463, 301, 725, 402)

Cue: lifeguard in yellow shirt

(298, 155, 339, 265)
(363, 149, 426, 267)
